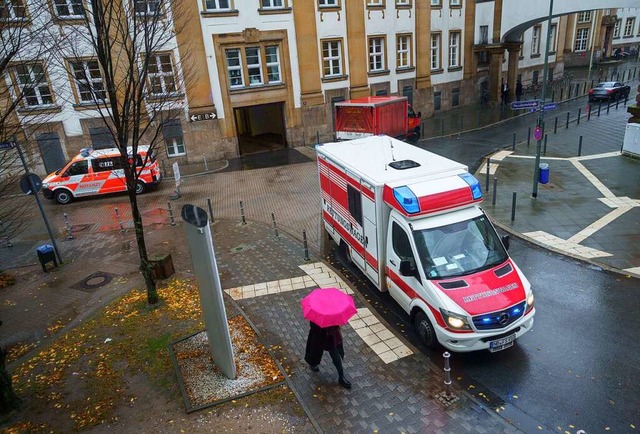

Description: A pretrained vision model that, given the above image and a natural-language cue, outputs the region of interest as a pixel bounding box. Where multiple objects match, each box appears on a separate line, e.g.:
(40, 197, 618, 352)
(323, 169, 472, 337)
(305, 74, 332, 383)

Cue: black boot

(339, 375, 351, 389)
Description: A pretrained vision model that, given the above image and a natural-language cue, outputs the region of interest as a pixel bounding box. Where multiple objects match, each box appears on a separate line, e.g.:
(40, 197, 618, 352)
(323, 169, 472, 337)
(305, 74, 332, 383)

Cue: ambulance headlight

(440, 309, 471, 330)
(42, 182, 49, 189)
(527, 292, 535, 308)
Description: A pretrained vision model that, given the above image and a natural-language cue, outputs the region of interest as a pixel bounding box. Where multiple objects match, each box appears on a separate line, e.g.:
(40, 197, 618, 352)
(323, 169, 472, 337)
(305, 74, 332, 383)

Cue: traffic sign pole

(13, 138, 63, 263)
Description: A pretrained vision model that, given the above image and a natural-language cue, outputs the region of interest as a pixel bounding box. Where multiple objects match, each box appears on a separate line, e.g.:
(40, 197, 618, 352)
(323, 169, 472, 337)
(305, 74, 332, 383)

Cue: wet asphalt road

(330, 236, 640, 433)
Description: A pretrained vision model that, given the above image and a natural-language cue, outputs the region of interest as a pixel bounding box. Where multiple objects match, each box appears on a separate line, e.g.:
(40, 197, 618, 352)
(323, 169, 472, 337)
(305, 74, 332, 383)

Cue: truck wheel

(135, 180, 146, 195)
(54, 190, 73, 205)
(414, 311, 437, 349)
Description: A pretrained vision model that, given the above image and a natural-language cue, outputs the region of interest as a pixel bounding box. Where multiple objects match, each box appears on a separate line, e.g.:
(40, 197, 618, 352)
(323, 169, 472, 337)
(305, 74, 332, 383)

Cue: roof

(316, 135, 467, 186)
(72, 145, 151, 160)
(334, 96, 408, 107)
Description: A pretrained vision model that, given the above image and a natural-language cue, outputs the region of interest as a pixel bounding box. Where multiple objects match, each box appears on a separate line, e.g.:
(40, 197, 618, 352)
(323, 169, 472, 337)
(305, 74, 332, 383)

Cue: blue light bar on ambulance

(459, 173, 483, 200)
(393, 186, 420, 214)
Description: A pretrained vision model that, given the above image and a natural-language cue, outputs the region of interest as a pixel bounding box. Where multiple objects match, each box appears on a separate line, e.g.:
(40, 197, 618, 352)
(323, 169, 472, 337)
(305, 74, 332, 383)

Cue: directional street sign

(189, 112, 217, 123)
(510, 100, 540, 110)
(542, 103, 558, 111)
(0, 140, 17, 150)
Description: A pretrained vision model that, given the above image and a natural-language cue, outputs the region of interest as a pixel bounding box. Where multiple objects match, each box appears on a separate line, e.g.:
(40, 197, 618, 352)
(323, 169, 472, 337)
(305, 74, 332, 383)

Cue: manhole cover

(230, 244, 254, 253)
(75, 271, 115, 293)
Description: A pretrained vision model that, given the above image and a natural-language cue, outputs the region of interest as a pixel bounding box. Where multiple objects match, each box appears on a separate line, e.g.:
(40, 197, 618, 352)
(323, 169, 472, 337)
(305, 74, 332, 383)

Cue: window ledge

(73, 102, 110, 111)
(366, 5, 386, 10)
(368, 69, 390, 77)
(146, 93, 185, 102)
(430, 68, 444, 75)
(431, 5, 442, 9)
(17, 105, 62, 115)
(450, 5, 462, 9)
(201, 10, 239, 18)
(229, 83, 286, 94)
(623, 35, 635, 39)
(167, 153, 186, 158)
(530, 53, 541, 58)
(318, 6, 341, 12)
(447, 65, 463, 72)
(0, 19, 31, 27)
(258, 7, 292, 15)
(395, 66, 415, 74)
(612, 36, 621, 39)
(321, 74, 348, 83)
(549, 51, 556, 55)
(52, 17, 86, 25)
(395, 4, 412, 10)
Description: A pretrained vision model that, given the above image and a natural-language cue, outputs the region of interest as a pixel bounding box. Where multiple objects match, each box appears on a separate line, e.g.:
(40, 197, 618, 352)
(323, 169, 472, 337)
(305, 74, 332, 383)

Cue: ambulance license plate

(488, 334, 516, 352)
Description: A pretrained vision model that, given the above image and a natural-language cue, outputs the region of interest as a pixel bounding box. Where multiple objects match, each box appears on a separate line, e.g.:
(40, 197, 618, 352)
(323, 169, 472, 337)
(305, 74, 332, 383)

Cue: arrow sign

(189, 112, 217, 122)
(510, 100, 540, 110)
(542, 103, 558, 111)
(0, 140, 17, 150)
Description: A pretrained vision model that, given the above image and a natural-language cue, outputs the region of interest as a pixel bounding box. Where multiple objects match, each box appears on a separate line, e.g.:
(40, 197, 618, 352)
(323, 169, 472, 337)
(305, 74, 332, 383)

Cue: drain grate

(74, 271, 115, 293)
(230, 244, 254, 253)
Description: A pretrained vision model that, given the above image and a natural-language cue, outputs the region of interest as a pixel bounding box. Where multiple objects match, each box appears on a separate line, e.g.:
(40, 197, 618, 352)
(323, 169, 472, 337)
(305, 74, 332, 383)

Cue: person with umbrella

(301, 287, 356, 389)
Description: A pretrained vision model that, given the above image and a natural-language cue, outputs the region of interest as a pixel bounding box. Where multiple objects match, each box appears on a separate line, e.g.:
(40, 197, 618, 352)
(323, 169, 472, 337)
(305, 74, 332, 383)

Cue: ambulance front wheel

(414, 311, 438, 349)
(135, 181, 145, 195)
(55, 190, 73, 205)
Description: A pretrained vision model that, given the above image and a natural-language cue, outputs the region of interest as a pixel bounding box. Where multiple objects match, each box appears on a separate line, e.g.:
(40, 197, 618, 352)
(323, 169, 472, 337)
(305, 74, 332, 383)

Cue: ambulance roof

(316, 135, 467, 185)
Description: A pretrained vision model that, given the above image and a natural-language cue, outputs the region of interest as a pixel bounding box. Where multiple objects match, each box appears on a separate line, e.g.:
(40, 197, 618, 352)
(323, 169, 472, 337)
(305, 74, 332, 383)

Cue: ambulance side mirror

(501, 235, 510, 250)
(399, 259, 417, 277)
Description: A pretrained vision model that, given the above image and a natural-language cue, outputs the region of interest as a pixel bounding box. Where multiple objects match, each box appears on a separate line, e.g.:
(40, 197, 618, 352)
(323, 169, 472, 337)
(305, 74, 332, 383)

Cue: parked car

(588, 81, 631, 102)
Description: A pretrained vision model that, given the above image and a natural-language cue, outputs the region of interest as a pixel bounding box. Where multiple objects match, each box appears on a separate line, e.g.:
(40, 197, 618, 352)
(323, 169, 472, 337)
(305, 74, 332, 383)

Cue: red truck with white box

(334, 96, 421, 141)
(317, 135, 535, 352)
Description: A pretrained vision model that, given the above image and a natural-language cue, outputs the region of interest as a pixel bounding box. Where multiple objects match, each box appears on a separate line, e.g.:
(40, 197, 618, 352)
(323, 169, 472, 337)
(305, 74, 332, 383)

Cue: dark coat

(304, 322, 344, 366)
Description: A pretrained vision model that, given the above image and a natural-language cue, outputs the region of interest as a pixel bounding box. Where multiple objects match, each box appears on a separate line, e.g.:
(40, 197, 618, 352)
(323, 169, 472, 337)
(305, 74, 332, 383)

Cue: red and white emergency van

(317, 135, 535, 352)
(41, 145, 162, 204)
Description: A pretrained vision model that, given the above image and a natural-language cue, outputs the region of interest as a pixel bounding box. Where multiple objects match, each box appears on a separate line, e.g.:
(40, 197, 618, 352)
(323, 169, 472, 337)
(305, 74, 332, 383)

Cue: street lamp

(532, 0, 554, 198)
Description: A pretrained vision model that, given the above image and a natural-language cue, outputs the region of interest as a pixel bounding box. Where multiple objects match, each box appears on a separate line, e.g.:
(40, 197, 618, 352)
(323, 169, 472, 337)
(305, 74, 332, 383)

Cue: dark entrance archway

(234, 102, 286, 156)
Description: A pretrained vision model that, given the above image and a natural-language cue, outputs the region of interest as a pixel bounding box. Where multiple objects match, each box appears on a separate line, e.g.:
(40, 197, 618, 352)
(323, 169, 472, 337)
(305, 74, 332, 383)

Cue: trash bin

(149, 253, 175, 281)
(538, 163, 550, 184)
(36, 244, 58, 272)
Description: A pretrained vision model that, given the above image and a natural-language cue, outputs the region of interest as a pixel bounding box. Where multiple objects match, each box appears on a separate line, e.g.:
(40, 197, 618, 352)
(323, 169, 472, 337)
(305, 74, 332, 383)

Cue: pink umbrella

(301, 287, 357, 328)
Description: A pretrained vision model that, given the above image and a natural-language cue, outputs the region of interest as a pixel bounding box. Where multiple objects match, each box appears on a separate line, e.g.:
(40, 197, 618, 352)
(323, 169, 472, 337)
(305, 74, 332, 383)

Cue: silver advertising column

(181, 204, 236, 379)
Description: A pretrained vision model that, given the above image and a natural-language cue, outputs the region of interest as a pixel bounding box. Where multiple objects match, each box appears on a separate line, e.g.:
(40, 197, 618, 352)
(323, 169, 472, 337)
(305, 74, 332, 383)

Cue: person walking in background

(305, 321, 352, 389)
(516, 79, 523, 101)
(502, 81, 510, 105)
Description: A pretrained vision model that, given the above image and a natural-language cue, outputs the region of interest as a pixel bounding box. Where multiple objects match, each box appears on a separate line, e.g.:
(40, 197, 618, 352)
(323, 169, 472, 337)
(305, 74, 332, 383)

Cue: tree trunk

(0, 323, 22, 414)
(128, 189, 158, 305)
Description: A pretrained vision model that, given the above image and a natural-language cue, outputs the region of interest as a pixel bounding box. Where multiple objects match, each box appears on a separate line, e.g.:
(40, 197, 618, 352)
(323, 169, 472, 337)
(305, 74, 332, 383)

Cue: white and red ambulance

(317, 135, 535, 352)
(42, 145, 162, 204)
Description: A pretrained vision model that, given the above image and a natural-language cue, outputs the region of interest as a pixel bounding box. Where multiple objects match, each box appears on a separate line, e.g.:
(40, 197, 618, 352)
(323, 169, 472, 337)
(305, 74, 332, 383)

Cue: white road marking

(349, 308, 413, 364)
(523, 231, 612, 258)
(570, 160, 616, 198)
(568, 207, 634, 244)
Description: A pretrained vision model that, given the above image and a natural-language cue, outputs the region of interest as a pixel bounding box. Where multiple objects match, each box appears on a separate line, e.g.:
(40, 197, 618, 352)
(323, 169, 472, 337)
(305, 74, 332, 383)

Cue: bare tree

(60, 0, 189, 304)
(0, 0, 63, 413)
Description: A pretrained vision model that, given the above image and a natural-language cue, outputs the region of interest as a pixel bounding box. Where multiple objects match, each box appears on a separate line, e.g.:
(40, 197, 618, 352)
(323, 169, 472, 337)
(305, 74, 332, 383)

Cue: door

(36, 132, 66, 174)
(346, 177, 366, 271)
(386, 219, 421, 313)
(62, 160, 92, 196)
(361, 182, 379, 286)
(235, 102, 286, 155)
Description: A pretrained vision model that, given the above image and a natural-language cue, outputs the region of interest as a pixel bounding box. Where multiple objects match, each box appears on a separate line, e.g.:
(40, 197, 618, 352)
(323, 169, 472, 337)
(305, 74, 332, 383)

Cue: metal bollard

(421, 120, 425, 139)
(587, 105, 591, 121)
(511, 192, 517, 222)
(583, 82, 587, 95)
(167, 202, 176, 226)
(303, 230, 310, 261)
(485, 158, 491, 192)
(607, 102, 610, 115)
(598, 103, 601, 117)
(203, 154, 208, 171)
(63, 213, 74, 240)
(207, 198, 214, 224)
(115, 207, 125, 232)
(443, 352, 453, 397)
(271, 212, 279, 238)
(492, 177, 498, 206)
(543, 134, 548, 155)
(616, 97, 620, 110)
(577, 108, 581, 125)
(578, 136, 583, 157)
(240, 201, 246, 225)
(316, 131, 320, 144)
(551, 90, 555, 102)
(527, 127, 531, 148)
(560, 88, 563, 101)
(565, 112, 570, 129)
(512, 132, 516, 151)
(554, 117, 558, 134)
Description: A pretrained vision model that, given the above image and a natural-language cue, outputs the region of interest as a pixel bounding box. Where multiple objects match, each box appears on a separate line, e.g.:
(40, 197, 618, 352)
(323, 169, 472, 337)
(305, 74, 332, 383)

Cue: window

(549, 24, 557, 53)
(430, 0, 440, 7)
(367, 0, 384, 6)
(163, 119, 185, 157)
(396, 0, 410, 5)
(53, 0, 84, 18)
(322, 40, 343, 77)
(368, 37, 385, 72)
(430, 33, 440, 70)
(65, 160, 89, 176)
(613, 19, 621, 38)
(624, 18, 635, 37)
(531, 25, 541, 55)
(134, 0, 161, 16)
(452, 88, 459, 107)
(0, 0, 27, 20)
(89, 127, 115, 149)
(14, 63, 54, 107)
(574, 27, 588, 52)
(225, 48, 243, 88)
(347, 185, 362, 226)
(147, 53, 177, 96)
(392, 222, 414, 262)
(396, 34, 411, 68)
(261, 0, 283, 8)
(204, 0, 230, 10)
(70, 60, 106, 102)
(92, 157, 123, 172)
(225, 46, 283, 89)
(577, 11, 591, 23)
(318, 0, 338, 7)
(449, 0, 460, 6)
(448, 31, 460, 68)
(246, 47, 263, 85)
(479, 25, 488, 44)
(433, 91, 441, 111)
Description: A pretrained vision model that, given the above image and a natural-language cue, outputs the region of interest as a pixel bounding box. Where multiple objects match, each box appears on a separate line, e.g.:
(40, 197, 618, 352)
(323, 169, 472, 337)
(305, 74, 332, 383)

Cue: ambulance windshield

(413, 215, 508, 279)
